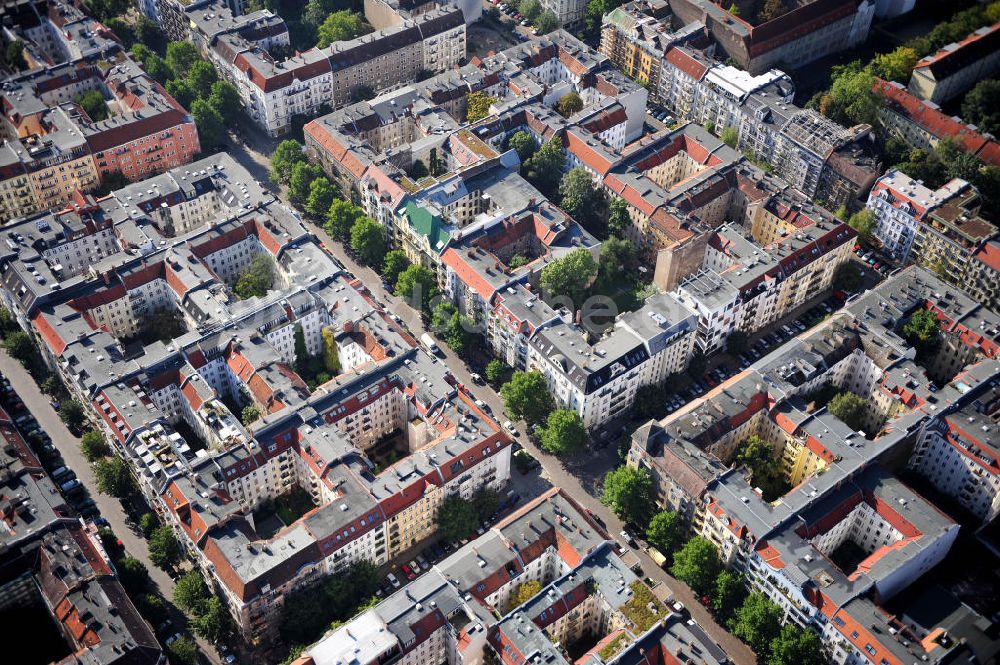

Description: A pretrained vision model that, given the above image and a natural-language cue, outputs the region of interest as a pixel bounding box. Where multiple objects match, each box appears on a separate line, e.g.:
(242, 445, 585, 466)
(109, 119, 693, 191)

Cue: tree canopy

(271, 139, 307, 184)
(234, 254, 275, 299)
(962, 79, 1000, 137)
(847, 209, 876, 243)
(80, 430, 110, 462)
(94, 457, 134, 498)
(535, 10, 559, 34)
(607, 197, 630, 238)
(394, 264, 438, 311)
(350, 217, 387, 268)
(646, 511, 682, 560)
(669, 536, 721, 595)
(165, 41, 200, 77)
(522, 137, 565, 197)
(191, 98, 226, 147)
(519, 0, 542, 21)
(767, 623, 826, 665)
(540, 247, 598, 307)
(326, 199, 362, 240)
(436, 494, 479, 540)
(556, 92, 583, 117)
(381, 250, 410, 288)
(728, 592, 783, 658)
(872, 46, 918, 83)
(148, 526, 182, 570)
(903, 307, 941, 347)
(74, 90, 108, 121)
(466, 91, 497, 122)
(712, 570, 744, 622)
(559, 168, 603, 231)
(538, 409, 587, 455)
(59, 400, 86, 431)
(500, 371, 554, 426)
(507, 131, 537, 163)
(306, 178, 337, 218)
(600, 465, 654, 526)
(316, 11, 371, 48)
(828, 392, 867, 432)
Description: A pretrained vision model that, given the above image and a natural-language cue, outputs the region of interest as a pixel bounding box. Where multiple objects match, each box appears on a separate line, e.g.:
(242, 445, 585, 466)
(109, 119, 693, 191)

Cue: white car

(386, 572, 401, 588)
(503, 420, 520, 437)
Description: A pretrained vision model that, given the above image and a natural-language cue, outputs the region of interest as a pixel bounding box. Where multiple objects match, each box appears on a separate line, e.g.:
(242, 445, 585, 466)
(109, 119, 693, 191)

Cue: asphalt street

(0, 350, 223, 665)
(225, 131, 755, 665)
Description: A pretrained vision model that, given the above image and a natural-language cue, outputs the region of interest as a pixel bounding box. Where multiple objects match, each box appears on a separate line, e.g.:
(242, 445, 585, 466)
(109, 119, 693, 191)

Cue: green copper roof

(403, 202, 451, 254)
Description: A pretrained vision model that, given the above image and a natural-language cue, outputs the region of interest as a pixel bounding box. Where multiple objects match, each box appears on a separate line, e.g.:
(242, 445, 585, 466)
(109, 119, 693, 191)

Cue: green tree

(485, 358, 509, 385)
(500, 370, 554, 425)
(191, 98, 226, 147)
(712, 570, 743, 622)
(646, 511, 682, 560)
(538, 409, 587, 455)
(828, 392, 867, 432)
(431, 302, 457, 333)
(473, 487, 499, 522)
(768, 623, 825, 665)
(720, 126, 738, 148)
(148, 526, 182, 570)
(241, 404, 262, 425)
(519, 0, 542, 20)
(321, 327, 340, 374)
(598, 237, 638, 283)
(466, 91, 497, 122)
(556, 91, 583, 117)
(823, 61, 881, 127)
(0, 307, 17, 336)
(290, 162, 324, 204)
(116, 556, 150, 595)
(166, 636, 198, 665)
(540, 247, 598, 306)
(847, 208, 875, 242)
(4, 331, 37, 368)
(271, 139, 306, 184)
(174, 570, 209, 613)
(608, 197, 630, 238)
(508, 580, 542, 610)
(381, 250, 410, 288)
(394, 264, 438, 311)
(192, 596, 230, 643)
(428, 148, 442, 177)
(208, 80, 241, 124)
(445, 313, 473, 354)
(137, 593, 168, 626)
(507, 131, 537, 163)
(234, 254, 275, 299)
(80, 430, 110, 462)
(59, 400, 86, 431)
(873, 46, 918, 83)
(670, 536, 721, 595)
(350, 217, 387, 268)
(903, 307, 940, 347)
(165, 41, 200, 77)
(187, 60, 218, 100)
(139, 512, 159, 538)
(3, 39, 26, 70)
(293, 324, 310, 377)
(95, 457, 134, 498)
(728, 592, 783, 657)
(559, 168, 601, 230)
(727, 3, 739, 15)
(306, 177, 336, 218)
(316, 11, 371, 48)
(166, 78, 194, 108)
(535, 9, 558, 34)
(962, 79, 1000, 137)
(326, 199, 361, 240)
(74, 90, 108, 121)
(436, 495, 478, 540)
(600, 465, 654, 525)
(523, 136, 565, 197)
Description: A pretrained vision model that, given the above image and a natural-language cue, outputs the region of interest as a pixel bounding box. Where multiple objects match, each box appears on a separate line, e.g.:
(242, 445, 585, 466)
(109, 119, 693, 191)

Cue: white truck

(420, 332, 440, 354)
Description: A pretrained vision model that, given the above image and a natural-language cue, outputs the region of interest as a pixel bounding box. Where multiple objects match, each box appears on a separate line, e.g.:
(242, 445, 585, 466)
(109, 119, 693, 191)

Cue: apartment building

(672, 194, 854, 354)
(0, 405, 162, 665)
(865, 170, 992, 267)
(666, 0, 875, 74)
(629, 266, 1000, 664)
(966, 241, 1000, 311)
(0, 0, 200, 221)
(0, 154, 512, 643)
(654, 42, 879, 209)
(186, 0, 466, 136)
(297, 487, 732, 665)
(873, 79, 1000, 167)
(908, 22, 1000, 105)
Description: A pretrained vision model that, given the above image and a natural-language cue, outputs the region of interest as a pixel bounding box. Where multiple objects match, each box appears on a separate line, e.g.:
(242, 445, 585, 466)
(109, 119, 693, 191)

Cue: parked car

(400, 564, 416, 580)
(620, 530, 636, 547)
(503, 420, 519, 437)
(469, 372, 482, 384)
(60, 479, 81, 493)
(386, 572, 401, 588)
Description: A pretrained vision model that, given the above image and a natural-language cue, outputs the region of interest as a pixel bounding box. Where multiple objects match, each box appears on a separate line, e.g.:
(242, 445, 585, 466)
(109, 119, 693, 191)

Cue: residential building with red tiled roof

(631, 266, 1000, 665)
(874, 78, 1000, 167)
(909, 22, 1000, 104)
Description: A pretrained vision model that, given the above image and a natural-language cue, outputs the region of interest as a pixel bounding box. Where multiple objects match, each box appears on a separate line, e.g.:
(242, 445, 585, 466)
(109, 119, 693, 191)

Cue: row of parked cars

(492, 0, 537, 32)
(647, 109, 675, 124)
(734, 300, 837, 369)
(0, 375, 99, 519)
(855, 244, 895, 277)
(378, 491, 522, 595)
